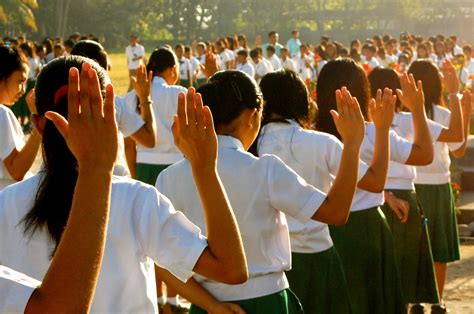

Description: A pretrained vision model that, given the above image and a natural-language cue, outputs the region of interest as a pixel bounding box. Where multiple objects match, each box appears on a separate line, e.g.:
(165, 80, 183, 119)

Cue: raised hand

(331, 86, 365, 146)
(172, 87, 218, 169)
(132, 64, 153, 101)
(396, 73, 425, 113)
(369, 88, 396, 130)
(45, 62, 118, 172)
(462, 90, 473, 118)
(441, 59, 460, 94)
(199, 52, 219, 78)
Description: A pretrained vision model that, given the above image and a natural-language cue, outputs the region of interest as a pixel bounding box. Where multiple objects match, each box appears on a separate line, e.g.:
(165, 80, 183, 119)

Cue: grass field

(108, 52, 131, 97)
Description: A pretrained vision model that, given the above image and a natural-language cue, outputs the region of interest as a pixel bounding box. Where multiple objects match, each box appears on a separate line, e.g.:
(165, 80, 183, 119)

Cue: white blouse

(0, 266, 40, 314)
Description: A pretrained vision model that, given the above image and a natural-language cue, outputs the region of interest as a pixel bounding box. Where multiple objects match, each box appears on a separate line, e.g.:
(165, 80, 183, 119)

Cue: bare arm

(172, 88, 248, 285)
(25, 63, 118, 313)
(3, 129, 41, 181)
(452, 90, 472, 157)
(312, 87, 364, 225)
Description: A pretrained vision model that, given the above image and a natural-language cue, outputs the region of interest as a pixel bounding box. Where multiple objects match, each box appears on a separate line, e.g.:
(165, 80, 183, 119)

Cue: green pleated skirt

(329, 207, 405, 314)
(189, 289, 303, 314)
(286, 246, 351, 314)
(135, 163, 170, 185)
(415, 183, 461, 263)
(381, 189, 439, 304)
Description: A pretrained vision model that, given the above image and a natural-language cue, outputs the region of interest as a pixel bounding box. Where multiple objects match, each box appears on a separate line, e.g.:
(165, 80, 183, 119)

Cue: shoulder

(0, 175, 42, 221)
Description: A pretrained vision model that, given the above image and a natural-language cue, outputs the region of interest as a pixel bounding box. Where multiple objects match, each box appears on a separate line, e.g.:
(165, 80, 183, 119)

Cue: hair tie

(54, 85, 69, 106)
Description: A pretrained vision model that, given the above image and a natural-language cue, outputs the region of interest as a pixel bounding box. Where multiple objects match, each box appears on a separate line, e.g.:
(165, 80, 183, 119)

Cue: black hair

(22, 56, 108, 256)
(147, 47, 177, 75)
(266, 45, 276, 53)
(70, 40, 108, 70)
(237, 50, 248, 57)
(268, 31, 277, 38)
(249, 48, 259, 59)
(64, 39, 75, 49)
(316, 58, 370, 140)
(197, 70, 263, 130)
(0, 45, 28, 81)
(408, 60, 442, 119)
(368, 67, 402, 111)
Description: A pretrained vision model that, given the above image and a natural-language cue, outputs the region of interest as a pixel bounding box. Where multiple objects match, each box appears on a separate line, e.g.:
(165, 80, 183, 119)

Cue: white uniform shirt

(178, 57, 192, 82)
(352, 123, 413, 211)
(253, 60, 272, 83)
(189, 56, 201, 79)
(386, 112, 443, 190)
(114, 93, 145, 176)
(236, 62, 255, 78)
(125, 44, 145, 70)
(0, 105, 25, 190)
(365, 58, 380, 69)
(267, 55, 282, 71)
(293, 55, 312, 80)
(196, 54, 207, 80)
(257, 121, 369, 253)
(0, 266, 40, 314)
(415, 105, 464, 184)
(156, 135, 327, 301)
(281, 58, 297, 72)
(137, 77, 186, 165)
(0, 175, 208, 313)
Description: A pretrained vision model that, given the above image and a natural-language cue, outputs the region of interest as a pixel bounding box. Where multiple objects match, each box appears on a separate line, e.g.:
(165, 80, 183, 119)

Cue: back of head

(70, 40, 108, 70)
(0, 45, 28, 82)
(408, 60, 441, 118)
(147, 47, 177, 75)
(368, 67, 402, 110)
(259, 69, 310, 128)
(316, 58, 370, 140)
(25, 56, 108, 254)
(196, 70, 263, 130)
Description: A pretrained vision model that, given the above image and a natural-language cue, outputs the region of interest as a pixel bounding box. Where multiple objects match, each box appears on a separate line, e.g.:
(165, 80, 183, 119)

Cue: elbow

(218, 266, 248, 285)
(332, 214, 349, 226)
(139, 135, 156, 148)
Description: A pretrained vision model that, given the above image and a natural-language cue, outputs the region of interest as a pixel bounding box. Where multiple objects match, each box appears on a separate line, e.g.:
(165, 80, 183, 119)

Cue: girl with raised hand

(0, 56, 247, 313)
(1, 64, 117, 313)
(254, 69, 393, 314)
(316, 58, 435, 314)
(0, 46, 42, 190)
(409, 59, 471, 313)
(368, 66, 468, 312)
(155, 70, 365, 313)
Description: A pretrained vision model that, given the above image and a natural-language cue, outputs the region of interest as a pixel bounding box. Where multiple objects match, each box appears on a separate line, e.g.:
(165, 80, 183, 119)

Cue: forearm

(452, 111, 471, 157)
(312, 144, 360, 225)
(28, 169, 113, 313)
(138, 98, 156, 141)
(156, 267, 222, 312)
(124, 137, 137, 178)
(443, 94, 464, 142)
(6, 129, 41, 180)
(358, 127, 390, 193)
(406, 107, 434, 165)
(192, 167, 247, 281)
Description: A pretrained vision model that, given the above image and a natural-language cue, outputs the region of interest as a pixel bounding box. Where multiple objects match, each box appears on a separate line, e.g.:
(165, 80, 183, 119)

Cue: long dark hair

(147, 47, 177, 75)
(368, 67, 402, 111)
(197, 70, 263, 131)
(408, 60, 442, 119)
(22, 56, 108, 256)
(0, 45, 28, 82)
(71, 40, 109, 70)
(316, 58, 370, 140)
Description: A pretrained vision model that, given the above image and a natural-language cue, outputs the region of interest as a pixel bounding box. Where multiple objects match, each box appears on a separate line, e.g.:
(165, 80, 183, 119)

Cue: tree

(0, 0, 38, 34)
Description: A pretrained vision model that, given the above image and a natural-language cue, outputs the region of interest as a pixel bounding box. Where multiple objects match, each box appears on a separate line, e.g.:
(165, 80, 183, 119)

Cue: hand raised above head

(45, 62, 118, 172)
(332, 86, 365, 146)
(396, 73, 425, 113)
(172, 87, 218, 170)
(461, 89, 473, 116)
(132, 64, 153, 101)
(441, 59, 460, 94)
(369, 88, 396, 131)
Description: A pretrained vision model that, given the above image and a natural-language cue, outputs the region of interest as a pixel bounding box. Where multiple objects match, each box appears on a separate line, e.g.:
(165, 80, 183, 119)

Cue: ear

(31, 114, 46, 136)
(245, 108, 259, 128)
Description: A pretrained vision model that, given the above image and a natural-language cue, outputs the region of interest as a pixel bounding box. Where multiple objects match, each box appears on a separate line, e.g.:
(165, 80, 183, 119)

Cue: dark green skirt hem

(135, 163, 170, 185)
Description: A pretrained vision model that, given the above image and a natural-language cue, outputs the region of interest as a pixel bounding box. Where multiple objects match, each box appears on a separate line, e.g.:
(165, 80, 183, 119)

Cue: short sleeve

(389, 130, 412, 164)
(0, 266, 40, 314)
(0, 108, 25, 160)
(115, 96, 145, 138)
(427, 119, 444, 142)
(264, 155, 326, 223)
(133, 186, 207, 282)
(325, 135, 368, 181)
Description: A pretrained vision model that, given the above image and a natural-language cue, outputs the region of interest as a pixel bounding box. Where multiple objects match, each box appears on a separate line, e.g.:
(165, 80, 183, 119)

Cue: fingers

(45, 111, 69, 139)
(172, 115, 180, 147)
(194, 92, 205, 127)
(177, 92, 187, 126)
(88, 68, 104, 118)
(79, 63, 92, 118)
(68, 67, 80, 122)
(187, 87, 197, 126)
(330, 110, 340, 124)
(376, 89, 382, 106)
(203, 105, 215, 133)
(335, 89, 343, 116)
(395, 89, 404, 102)
(103, 84, 116, 124)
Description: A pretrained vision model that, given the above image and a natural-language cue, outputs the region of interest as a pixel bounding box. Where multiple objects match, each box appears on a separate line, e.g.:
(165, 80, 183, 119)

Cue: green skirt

(381, 189, 439, 304)
(415, 183, 461, 263)
(194, 78, 207, 88)
(329, 207, 405, 314)
(135, 163, 170, 185)
(11, 79, 34, 119)
(286, 247, 351, 314)
(179, 79, 191, 88)
(189, 289, 303, 314)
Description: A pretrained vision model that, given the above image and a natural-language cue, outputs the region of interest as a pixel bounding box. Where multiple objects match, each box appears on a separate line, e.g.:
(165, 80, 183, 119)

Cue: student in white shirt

(266, 45, 282, 71)
(463, 45, 474, 77)
(195, 42, 209, 87)
(287, 30, 302, 58)
(1, 64, 117, 313)
(409, 60, 471, 313)
(293, 44, 312, 81)
(175, 44, 193, 88)
(0, 56, 248, 314)
(0, 46, 41, 190)
(70, 40, 157, 177)
(280, 47, 297, 72)
(316, 59, 436, 314)
(155, 70, 366, 313)
(262, 31, 284, 58)
(250, 48, 272, 83)
(236, 50, 255, 78)
(184, 46, 201, 87)
(255, 69, 393, 314)
(361, 43, 380, 70)
(125, 35, 145, 91)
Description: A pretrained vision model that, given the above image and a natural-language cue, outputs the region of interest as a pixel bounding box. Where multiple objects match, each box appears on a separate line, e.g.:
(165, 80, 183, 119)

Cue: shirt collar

(261, 120, 299, 134)
(218, 135, 245, 150)
(153, 76, 167, 85)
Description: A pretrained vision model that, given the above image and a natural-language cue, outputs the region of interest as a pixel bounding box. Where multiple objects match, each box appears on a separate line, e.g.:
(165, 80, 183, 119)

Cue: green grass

(108, 52, 130, 97)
